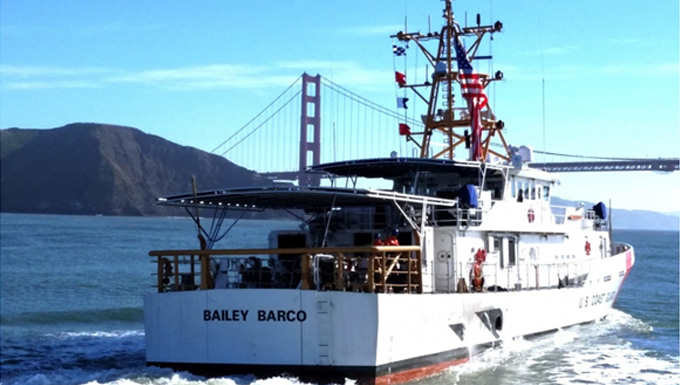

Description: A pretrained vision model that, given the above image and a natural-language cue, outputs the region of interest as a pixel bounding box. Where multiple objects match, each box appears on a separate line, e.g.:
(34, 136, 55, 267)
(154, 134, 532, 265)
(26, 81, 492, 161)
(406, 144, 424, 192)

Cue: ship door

(599, 235, 607, 258)
(434, 232, 456, 292)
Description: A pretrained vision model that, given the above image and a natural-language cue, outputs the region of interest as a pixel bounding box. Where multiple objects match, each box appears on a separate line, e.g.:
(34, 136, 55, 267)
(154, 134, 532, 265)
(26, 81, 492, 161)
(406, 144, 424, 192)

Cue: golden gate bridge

(211, 73, 679, 186)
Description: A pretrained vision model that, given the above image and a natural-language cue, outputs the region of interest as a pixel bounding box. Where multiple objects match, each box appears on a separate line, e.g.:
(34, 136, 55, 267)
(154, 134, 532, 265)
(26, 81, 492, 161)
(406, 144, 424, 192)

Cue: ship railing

(432, 206, 486, 228)
(149, 246, 422, 294)
(526, 261, 592, 289)
(551, 206, 608, 230)
(462, 260, 592, 292)
(431, 203, 607, 230)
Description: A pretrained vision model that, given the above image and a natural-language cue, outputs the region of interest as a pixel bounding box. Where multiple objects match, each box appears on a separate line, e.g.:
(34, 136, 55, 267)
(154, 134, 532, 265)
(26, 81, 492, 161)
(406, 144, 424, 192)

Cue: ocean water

(1, 213, 678, 385)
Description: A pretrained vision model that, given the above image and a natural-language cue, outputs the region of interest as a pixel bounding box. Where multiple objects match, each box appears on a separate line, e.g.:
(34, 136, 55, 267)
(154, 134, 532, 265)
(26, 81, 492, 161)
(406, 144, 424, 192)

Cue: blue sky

(1, 0, 678, 213)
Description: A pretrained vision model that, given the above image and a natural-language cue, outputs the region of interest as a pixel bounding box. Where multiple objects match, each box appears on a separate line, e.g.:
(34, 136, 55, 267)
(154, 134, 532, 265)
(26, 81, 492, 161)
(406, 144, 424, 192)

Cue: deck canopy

(158, 186, 378, 210)
(310, 157, 508, 180)
(156, 158, 508, 211)
(158, 185, 457, 211)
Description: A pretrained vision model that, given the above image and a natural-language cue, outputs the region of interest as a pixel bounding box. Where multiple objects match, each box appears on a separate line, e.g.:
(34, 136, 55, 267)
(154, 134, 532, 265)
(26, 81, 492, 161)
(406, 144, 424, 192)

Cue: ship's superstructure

(143, 2, 635, 384)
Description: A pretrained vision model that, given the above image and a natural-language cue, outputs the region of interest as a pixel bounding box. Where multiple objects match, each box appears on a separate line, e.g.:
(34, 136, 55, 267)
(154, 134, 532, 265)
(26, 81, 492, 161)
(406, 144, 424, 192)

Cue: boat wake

(426, 309, 680, 385)
(0, 307, 142, 326)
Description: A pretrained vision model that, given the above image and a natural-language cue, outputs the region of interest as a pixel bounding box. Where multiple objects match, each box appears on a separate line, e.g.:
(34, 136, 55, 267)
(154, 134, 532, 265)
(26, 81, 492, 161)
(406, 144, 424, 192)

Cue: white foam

(599, 308, 654, 334)
(79, 373, 322, 385)
(442, 309, 678, 384)
(551, 342, 680, 385)
(51, 330, 145, 339)
(251, 377, 315, 385)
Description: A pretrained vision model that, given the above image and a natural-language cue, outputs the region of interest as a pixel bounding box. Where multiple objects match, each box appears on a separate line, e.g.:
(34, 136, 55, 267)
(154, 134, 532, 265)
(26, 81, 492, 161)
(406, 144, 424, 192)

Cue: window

(508, 238, 516, 265)
(495, 237, 504, 269)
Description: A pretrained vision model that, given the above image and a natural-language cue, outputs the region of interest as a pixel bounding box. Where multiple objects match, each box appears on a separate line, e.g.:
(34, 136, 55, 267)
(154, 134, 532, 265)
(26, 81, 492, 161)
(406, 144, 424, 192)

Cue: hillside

(0, 123, 269, 216)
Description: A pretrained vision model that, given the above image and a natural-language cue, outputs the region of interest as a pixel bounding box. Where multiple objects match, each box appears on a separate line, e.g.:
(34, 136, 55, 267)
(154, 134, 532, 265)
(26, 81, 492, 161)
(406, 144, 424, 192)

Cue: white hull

(144, 248, 633, 384)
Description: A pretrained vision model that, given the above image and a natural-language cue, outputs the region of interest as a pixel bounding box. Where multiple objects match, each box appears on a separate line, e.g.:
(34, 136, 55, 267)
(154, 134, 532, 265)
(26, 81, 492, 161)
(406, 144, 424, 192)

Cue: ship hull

(144, 249, 633, 384)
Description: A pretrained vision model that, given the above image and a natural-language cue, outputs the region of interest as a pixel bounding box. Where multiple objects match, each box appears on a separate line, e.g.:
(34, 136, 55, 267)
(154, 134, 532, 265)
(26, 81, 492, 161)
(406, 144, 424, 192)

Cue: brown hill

(0, 123, 269, 216)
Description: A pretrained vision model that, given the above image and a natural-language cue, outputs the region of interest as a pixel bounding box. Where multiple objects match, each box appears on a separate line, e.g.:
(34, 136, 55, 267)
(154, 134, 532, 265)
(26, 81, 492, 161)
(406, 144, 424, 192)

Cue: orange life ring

(527, 208, 535, 223)
(585, 241, 591, 255)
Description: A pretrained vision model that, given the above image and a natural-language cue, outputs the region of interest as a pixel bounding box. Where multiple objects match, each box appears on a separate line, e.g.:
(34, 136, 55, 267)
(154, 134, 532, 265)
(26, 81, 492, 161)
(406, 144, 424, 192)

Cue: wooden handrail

(150, 246, 422, 294)
(149, 245, 421, 256)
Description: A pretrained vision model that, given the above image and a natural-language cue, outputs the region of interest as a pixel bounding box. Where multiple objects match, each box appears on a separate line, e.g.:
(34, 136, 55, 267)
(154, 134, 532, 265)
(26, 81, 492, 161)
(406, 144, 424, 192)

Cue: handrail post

(301, 254, 311, 290)
(406, 251, 412, 293)
(200, 253, 209, 290)
(381, 251, 387, 293)
(157, 256, 163, 293)
(336, 253, 344, 291)
(368, 254, 375, 293)
(190, 255, 195, 283)
(173, 255, 180, 291)
(534, 264, 538, 289)
(417, 250, 423, 293)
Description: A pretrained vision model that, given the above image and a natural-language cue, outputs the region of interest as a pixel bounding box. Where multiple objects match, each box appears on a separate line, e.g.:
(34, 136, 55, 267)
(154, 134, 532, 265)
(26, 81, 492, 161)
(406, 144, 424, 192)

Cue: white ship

(143, 2, 635, 384)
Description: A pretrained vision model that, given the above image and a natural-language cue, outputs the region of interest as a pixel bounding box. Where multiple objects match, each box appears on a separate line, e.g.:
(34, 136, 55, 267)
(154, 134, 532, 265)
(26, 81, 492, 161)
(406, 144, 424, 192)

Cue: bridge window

(543, 186, 550, 201)
(514, 179, 529, 200)
(486, 179, 504, 200)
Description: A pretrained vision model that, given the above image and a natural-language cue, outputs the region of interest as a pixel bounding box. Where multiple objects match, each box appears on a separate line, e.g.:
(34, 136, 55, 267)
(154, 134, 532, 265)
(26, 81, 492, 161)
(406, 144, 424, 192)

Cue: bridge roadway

(528, 158, 679, 173)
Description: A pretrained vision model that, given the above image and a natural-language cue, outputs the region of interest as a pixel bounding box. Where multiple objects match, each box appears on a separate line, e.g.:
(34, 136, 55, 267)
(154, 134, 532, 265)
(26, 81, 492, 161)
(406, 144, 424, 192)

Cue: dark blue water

(1, 213, 678, 385)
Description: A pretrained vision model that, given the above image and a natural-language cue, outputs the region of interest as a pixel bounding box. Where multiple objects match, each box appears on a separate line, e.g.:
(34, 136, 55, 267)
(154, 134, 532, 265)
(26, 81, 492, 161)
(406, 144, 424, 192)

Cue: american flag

(453, 36, 488, 109)
(453, 35, 487, 161)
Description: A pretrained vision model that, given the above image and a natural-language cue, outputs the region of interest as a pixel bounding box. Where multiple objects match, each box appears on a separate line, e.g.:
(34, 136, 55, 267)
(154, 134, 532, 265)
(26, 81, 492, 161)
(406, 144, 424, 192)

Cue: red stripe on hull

(375, 357, 469, 385)
(613, 250, 634, 305)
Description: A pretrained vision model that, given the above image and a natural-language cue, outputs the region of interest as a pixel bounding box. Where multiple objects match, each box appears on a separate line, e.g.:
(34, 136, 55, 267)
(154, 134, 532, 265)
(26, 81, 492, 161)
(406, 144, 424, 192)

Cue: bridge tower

(299, 73, 321, 186)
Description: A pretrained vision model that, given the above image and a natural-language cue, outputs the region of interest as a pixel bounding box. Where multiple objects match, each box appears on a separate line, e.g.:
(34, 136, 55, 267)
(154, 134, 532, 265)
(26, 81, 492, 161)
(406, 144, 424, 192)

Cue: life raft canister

(527, 208, 535, 223)
(585, 241, 591, 255)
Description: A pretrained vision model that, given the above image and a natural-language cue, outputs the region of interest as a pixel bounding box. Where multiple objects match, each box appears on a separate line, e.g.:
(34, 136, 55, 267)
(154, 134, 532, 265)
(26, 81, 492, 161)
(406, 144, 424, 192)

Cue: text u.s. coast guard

(203, 309, 307, 322)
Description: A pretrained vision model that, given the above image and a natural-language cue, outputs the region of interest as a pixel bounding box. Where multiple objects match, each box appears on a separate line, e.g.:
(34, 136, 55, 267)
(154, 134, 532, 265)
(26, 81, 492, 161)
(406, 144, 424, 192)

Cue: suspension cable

(217, 89, 302, 157)
(320, 76, 423, 128)
(211, 75, 302, 154)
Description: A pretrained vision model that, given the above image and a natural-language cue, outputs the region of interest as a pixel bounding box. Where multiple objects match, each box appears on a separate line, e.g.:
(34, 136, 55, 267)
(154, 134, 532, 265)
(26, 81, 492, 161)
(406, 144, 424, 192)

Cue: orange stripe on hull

(375, 357, 469, 385)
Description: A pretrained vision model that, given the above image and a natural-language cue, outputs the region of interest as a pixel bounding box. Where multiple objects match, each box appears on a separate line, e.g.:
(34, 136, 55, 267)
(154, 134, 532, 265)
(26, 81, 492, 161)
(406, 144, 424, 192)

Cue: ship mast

(393, 0, 510, 162)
